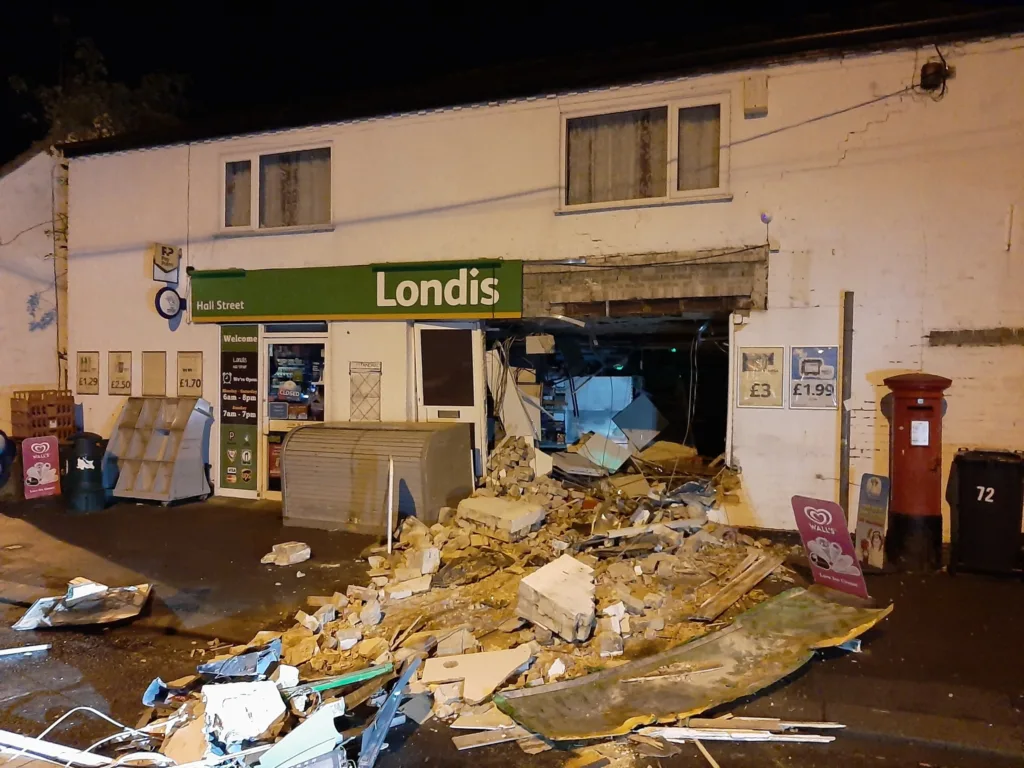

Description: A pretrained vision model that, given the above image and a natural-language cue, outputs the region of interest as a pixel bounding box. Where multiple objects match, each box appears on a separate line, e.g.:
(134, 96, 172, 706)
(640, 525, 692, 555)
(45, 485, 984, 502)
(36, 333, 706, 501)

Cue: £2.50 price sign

(790, 346, 839, 409)
(738, 346, 784, 408)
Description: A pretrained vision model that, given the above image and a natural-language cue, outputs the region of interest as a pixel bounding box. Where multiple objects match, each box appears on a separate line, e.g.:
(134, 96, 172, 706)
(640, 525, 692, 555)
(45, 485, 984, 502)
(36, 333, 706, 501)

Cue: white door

(259, 333, 328, 500)
(414, 322, 486, 477)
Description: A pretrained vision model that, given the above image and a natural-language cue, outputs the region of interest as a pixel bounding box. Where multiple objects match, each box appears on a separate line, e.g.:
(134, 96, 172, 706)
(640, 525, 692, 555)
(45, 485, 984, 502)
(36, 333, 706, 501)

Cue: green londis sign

(191, 260, 522, 323)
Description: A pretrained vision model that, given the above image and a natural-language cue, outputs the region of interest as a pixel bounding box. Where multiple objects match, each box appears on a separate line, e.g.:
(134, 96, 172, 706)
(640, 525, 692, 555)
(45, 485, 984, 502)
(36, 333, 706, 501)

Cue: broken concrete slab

(421, 643, 538, 704)
(346, 584, 378, 602)
(451, 704, 516, 730)
(517, 554, 596, 642)
(385, 575, 431, 601)
(407, 547, 441, 575)
(360, 600, 383, 627)
(456, 496, 546, 542)
(495, 587, 892, 740)
(436, 628, 480, 657)
(261, 542, 311, 566)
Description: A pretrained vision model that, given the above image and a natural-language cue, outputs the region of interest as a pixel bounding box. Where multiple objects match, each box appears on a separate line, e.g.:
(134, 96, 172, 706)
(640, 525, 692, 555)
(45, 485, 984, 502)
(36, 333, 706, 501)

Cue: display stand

(106, 397, 212, 503)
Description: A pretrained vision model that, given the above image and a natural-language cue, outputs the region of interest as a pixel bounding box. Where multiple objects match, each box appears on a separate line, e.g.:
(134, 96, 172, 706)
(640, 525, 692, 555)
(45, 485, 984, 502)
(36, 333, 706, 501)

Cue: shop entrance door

(259, 333, 327, 500)
(413, 322, 486, 477)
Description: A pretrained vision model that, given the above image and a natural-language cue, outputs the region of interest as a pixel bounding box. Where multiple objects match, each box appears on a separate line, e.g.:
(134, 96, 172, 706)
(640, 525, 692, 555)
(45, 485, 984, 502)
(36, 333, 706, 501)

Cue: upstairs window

(224, 147, 332, 230)
(563, 95, 729, 209)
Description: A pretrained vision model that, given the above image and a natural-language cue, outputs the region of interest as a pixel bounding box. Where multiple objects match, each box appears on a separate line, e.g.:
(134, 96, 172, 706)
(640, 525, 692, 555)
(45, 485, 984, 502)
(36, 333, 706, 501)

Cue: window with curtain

(566, 107, 668, 205)
(258, 148, 332, 228)
(224, 160, 252, 227)
(678, 104, 721, 191)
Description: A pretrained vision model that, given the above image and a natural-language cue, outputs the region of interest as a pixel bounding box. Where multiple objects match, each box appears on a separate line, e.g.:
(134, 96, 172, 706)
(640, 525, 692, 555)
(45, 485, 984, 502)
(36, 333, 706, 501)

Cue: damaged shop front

(192, 246, 768, 508)
(483, 247, 768, 504)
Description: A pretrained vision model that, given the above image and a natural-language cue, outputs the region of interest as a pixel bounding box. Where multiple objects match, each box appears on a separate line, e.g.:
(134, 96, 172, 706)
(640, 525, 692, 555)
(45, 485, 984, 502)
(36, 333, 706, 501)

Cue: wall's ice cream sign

(191, 261, 521, 322)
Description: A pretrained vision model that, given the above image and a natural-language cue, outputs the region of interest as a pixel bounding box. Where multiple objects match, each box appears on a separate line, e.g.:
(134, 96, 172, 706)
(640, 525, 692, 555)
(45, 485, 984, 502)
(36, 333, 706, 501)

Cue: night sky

(3, 2, 1023, 165)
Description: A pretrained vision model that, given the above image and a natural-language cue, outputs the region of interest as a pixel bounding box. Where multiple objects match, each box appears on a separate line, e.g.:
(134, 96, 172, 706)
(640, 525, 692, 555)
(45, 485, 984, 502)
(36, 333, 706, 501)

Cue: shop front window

(267, 343, 325, 421)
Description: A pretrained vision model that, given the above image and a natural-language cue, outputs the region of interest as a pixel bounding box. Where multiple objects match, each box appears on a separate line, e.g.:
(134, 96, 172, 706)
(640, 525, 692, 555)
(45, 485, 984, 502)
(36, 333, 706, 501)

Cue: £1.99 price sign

(790, 346, 839, 409)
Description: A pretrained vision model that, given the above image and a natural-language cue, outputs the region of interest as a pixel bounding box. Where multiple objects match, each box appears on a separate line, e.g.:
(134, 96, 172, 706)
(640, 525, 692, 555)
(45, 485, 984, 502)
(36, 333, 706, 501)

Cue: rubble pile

(5, 443, 892, 768)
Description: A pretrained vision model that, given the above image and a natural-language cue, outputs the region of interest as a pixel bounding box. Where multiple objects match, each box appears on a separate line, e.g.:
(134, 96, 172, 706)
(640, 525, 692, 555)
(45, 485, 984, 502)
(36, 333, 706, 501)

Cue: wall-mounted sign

(737, 346, 784, 408)
(792, 495, 869, 598)
(220, 325, 258, 491)
(77, 351, 100, 395)
(22, 436, 60, 499)
(191, 260, 523, 322)
(177, 351, 204, 397)
(142, 351, 167, 396)
(855, 473, 889, 569)
(152, 243, 181, 283)
(155, 287, 184, 319)
(108, 351, 132, 395)
(790, 345, 838, 409)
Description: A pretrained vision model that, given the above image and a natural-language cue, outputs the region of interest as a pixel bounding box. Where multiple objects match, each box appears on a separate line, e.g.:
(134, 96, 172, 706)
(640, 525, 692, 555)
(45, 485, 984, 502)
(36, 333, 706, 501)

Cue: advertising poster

(737, 346, 784, 408)
(790, 345, 839, 409)
(791, 495, 869, 598)
(855, 473, 889, 569)
(108, 351, 132, 396)
(22, 436, 60, 499)
(221, 325, 259, 491)
(77, 351, 100, 395)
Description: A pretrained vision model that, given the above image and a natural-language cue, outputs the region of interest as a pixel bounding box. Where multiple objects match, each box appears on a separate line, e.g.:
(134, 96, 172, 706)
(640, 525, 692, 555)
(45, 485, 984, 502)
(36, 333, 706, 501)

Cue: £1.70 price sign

(738, 346, 784, 408)
(790, 346, 839, 409)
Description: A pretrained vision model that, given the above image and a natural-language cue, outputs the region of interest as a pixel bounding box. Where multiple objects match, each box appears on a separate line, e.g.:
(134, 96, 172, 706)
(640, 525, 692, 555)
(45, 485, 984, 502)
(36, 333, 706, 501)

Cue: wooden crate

(10, 390, 76, 441)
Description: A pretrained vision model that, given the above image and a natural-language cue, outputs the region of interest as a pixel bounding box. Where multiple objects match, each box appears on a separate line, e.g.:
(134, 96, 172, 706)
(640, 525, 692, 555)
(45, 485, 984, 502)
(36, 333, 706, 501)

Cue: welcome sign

(191, 260, 522, 323)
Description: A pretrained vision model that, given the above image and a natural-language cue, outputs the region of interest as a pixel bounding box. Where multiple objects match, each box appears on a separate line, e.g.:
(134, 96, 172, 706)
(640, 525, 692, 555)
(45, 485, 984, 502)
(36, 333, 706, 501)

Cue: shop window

(420, 329, 475, 407)
(566, 107, 668, 206)
(267, 343, 325, 421)
(223, 147, 332, 230)
(678, 104, 721, 191)
(563, 95, 729, 208)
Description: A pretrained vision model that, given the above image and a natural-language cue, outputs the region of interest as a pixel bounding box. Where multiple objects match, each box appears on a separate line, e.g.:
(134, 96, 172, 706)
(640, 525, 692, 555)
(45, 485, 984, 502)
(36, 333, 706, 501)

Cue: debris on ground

(262, 542, 312, 566)
(5, 438, 890, 767)
(12, 579, 152, 630)
(0, 643, 50, 657)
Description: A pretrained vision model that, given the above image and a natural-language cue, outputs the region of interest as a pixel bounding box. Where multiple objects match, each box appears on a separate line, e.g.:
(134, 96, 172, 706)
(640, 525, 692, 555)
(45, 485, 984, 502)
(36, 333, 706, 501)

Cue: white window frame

(219, 140, 335, 236)
(558, 91, 731, 213)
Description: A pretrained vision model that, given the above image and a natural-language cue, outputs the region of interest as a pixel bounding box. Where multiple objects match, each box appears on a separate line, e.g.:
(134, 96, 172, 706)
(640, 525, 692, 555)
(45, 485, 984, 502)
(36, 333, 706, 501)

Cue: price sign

(790, 346, 839, 409)
(77, 351, 100, 395)
(177, 351, 204, 397)
(108, 351, 132, 395)
(737, 346, 784, 408)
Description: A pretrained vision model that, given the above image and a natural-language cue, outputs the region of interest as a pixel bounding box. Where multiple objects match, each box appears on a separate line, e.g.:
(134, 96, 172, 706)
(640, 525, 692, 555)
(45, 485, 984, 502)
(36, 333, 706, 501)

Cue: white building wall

(0, 151, 59, 434)
(67, 36, 1024, 530)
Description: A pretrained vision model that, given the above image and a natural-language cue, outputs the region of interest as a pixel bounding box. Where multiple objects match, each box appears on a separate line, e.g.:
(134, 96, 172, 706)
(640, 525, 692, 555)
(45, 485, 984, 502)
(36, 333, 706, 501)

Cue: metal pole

(839, 291, 854, 513)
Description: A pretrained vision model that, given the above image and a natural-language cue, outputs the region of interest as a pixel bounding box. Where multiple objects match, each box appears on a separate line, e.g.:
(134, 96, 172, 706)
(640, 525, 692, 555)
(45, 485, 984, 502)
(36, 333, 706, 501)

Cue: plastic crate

(11, 390, 76, 442)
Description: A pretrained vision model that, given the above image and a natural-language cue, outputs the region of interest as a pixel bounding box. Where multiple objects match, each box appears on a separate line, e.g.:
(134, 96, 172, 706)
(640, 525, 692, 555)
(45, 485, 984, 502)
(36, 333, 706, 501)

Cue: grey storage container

(281, 422, 474, 532)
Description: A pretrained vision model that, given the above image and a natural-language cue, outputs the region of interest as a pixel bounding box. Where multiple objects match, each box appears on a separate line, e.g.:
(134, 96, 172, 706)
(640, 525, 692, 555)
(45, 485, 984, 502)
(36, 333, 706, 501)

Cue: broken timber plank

(642, 726, 835, 744)
(687, 717, 844, 731)
(452, 726, 532, 750)
(693, 554, 784, 622)
(0, 731, 111, 767)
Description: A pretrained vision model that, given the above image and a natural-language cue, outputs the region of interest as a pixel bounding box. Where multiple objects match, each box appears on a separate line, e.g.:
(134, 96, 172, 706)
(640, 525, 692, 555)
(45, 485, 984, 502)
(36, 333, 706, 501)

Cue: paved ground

(1, 497, 1022, 768)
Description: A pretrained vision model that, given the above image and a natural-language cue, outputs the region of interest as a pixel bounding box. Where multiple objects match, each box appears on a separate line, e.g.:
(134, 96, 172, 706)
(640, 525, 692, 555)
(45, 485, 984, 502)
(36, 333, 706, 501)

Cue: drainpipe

(51, 151, 70, 390)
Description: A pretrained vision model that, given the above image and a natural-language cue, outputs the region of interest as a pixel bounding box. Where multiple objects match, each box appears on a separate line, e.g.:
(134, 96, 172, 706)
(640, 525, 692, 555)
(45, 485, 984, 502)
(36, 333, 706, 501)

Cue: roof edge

(59, 8, 1024, 159)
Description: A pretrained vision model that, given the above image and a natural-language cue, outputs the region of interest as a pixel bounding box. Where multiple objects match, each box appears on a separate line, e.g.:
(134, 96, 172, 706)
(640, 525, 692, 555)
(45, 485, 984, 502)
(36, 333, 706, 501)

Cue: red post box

(883, 372, 952, 571)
